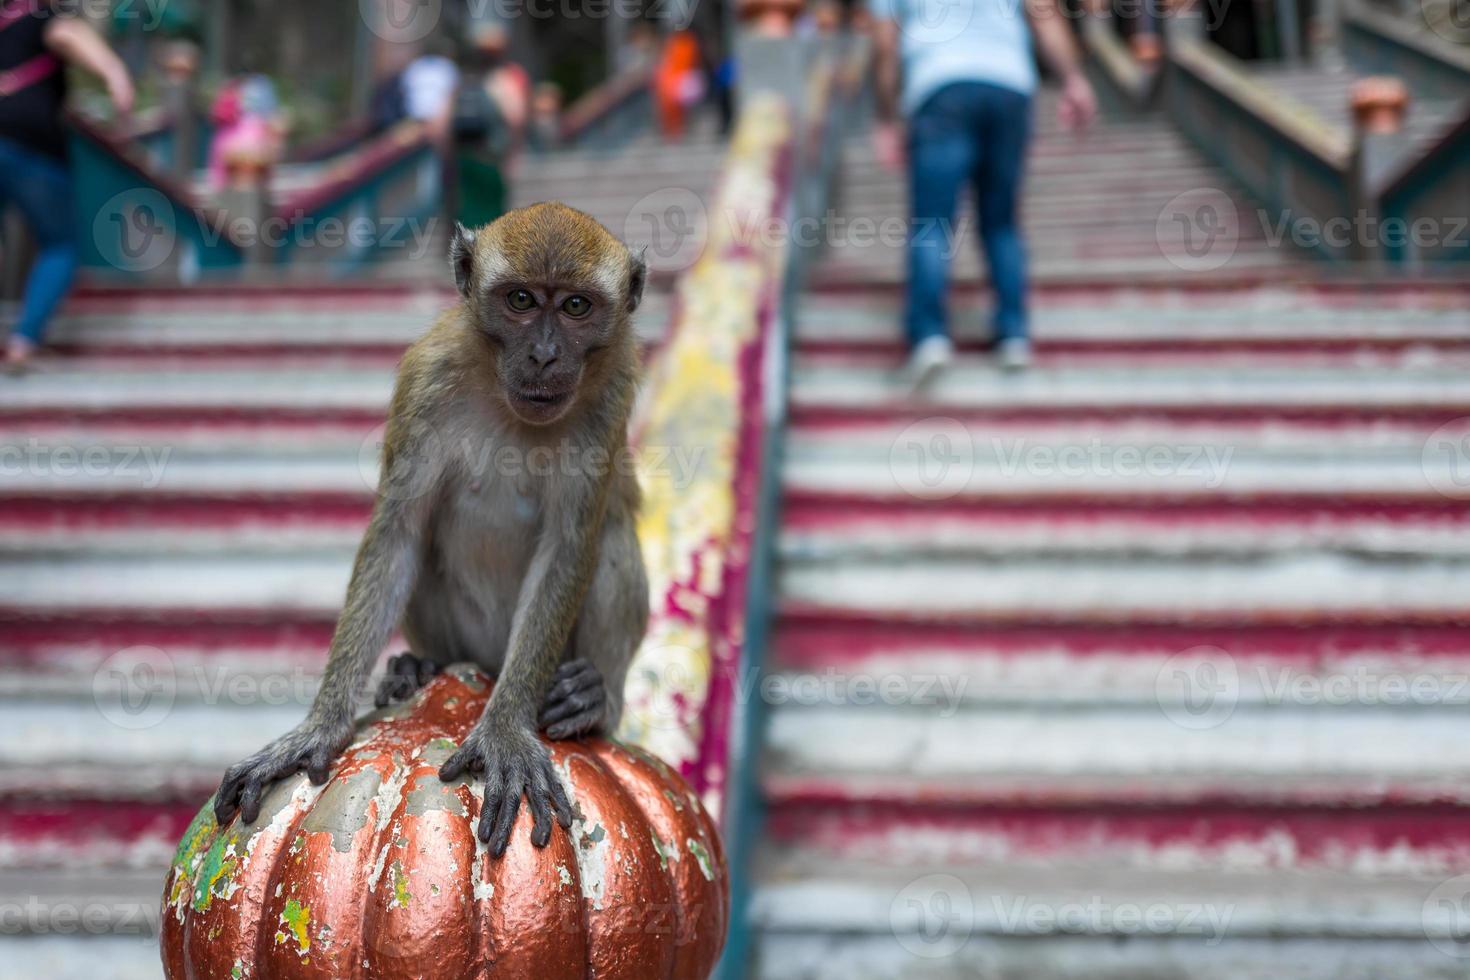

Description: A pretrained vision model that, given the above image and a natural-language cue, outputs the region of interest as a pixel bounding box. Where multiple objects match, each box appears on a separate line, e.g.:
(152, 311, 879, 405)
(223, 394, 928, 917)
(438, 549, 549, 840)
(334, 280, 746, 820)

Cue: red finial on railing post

(737, 0, 805, 38)
(1350, 76, 1409, 136)
(1130, 32, 1163, 69)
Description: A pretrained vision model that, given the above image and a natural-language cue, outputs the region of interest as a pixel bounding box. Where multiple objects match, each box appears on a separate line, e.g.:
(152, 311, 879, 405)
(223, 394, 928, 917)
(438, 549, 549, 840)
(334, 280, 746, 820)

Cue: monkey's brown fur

(216, 203, 650, 856)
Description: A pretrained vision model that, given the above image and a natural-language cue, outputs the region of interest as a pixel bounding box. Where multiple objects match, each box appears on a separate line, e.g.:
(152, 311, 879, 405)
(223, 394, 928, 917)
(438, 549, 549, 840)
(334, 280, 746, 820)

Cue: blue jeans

(905, 81, 1032, 348)
(0, 136, 76, 345)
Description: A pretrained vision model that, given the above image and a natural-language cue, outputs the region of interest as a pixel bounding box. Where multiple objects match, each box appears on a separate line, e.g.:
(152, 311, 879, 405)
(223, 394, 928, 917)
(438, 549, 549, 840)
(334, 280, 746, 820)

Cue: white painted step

(0, 936, 163, 980)
(764, 705, 1470, 801)
(794, 303, 1470, 342)
(778, 512, 1470, 558)
(778, 553, 1470, 619)
(0, 367, 394, 411)
(0, 445, 374, 496)
(0, 554, 352, 612)
(0, 698, 311, 798)
(789, 362, 1470, 408)
(754, 933, 1462, 980)
(784, 444, 1456, 499)
(754, 859, 1466, 938)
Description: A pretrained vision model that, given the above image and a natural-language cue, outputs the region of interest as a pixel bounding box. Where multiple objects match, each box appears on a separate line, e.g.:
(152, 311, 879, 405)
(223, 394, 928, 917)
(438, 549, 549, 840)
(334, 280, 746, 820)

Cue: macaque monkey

(214, 203, 650, 856)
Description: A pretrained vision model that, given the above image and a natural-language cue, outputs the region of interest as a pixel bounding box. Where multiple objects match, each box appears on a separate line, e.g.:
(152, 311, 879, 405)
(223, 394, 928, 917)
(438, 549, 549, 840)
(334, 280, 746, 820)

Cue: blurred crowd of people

(2, 0, 1094, 386)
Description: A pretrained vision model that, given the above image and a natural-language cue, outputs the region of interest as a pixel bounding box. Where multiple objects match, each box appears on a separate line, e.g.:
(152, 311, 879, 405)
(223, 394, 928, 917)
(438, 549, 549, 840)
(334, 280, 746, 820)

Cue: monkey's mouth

(508, 385, 575, 421)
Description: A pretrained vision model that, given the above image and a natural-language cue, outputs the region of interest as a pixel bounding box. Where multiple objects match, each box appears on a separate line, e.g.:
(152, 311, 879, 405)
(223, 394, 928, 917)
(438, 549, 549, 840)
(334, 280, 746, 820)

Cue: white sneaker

(904, 335, 954, 394)
(997, 337, 1031, 372)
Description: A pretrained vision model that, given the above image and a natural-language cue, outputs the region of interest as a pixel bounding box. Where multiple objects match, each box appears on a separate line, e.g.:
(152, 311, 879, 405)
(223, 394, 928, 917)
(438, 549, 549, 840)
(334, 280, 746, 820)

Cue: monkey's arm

(438, 472, 613, 855)
(214, 418, 443, 825)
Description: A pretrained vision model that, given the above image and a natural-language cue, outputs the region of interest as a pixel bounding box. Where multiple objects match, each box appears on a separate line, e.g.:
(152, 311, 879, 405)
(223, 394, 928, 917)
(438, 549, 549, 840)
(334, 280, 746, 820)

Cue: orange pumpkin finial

(161, 666, 729, 978)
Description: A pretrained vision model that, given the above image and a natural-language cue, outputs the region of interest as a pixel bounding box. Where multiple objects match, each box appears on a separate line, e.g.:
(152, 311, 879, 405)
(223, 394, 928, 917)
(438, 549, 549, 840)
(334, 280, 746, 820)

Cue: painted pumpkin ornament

(161, 666, 728, 978)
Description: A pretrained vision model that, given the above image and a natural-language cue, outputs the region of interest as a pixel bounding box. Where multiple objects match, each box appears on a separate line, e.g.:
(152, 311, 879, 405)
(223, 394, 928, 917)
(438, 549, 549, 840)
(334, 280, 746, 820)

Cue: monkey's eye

(561, 295, 592, 319)
(506, 289, 536, 312)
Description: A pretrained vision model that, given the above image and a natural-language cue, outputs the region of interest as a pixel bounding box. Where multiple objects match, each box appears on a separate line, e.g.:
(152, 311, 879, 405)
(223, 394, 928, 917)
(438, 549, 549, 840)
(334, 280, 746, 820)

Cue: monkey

(213, 203, 650, 858)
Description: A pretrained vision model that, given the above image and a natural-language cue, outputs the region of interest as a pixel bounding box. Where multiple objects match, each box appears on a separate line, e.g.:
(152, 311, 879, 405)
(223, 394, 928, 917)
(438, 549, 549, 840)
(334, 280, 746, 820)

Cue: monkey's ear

(449, 223, 476, 297)
(625, 247, 647, 314)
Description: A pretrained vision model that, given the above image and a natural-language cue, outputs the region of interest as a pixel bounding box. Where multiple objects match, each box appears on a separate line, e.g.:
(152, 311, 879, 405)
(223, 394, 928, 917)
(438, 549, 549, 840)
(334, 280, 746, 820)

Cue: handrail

(710, 34, 867, 980)
(1164, 38, 1360, 260)
(68, 110, 440, 277)
(1170, 39, 1351, 167)
(284, 118, 380, 164)
(557, 64, 654, 145)
(67, 111, 251, 263)
(270, 121, 433, 224)
(615, 92, 795, 804)
(1084, 18, 1163, 109)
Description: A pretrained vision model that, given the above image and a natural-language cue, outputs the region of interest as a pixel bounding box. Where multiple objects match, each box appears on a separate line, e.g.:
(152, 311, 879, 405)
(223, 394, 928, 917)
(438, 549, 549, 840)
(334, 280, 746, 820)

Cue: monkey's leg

(538, 658, 606, 739)
(374, 651, 442, 707)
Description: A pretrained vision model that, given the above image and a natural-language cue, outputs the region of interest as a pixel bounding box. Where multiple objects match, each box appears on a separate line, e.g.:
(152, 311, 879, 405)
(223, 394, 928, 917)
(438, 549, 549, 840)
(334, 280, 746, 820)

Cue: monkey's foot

(439, 723, 574, 856)
(538, 658, 606, 740)
(375, 652, 442, 708)
(214, 722, 349, 825)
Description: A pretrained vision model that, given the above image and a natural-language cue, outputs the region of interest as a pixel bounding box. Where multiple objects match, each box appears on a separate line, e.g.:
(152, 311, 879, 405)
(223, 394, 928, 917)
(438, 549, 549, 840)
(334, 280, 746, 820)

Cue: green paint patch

(686, 839, 715, 881)
(661, 789, 685, 812)
(391, 861, 412, 909)
(651, 832, 676, 871)
(277, 899, 311, 957)
(191, 835, 241, 913)
(173, 804, 218, 873)
(231, 960, 245, 979)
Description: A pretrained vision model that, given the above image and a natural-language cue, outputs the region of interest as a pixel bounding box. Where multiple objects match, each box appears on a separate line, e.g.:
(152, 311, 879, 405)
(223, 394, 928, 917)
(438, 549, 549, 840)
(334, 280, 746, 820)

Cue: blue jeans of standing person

(0, 136, 76, 346)
(905, 81, 1032, 348)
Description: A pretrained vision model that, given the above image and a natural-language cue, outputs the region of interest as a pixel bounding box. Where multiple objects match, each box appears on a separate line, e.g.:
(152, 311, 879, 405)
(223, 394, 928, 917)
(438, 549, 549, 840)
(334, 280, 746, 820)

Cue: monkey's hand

(214, 721, 351, 825)
(538, 658, 607, 740)
(439, 720, 574, 857)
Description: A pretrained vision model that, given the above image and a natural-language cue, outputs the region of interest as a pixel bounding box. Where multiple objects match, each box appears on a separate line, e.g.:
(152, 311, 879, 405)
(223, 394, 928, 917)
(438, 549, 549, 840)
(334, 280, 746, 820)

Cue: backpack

(451, 80, 510, 157)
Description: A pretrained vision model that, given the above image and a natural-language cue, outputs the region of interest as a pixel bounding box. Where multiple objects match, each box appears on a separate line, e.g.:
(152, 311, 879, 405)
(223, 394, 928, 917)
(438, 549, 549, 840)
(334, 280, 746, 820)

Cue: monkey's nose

(529, 342, 560, 372)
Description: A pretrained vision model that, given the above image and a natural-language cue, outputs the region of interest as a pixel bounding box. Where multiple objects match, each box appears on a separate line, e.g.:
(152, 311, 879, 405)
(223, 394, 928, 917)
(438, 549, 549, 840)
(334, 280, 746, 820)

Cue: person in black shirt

(0, 3, 132, 371)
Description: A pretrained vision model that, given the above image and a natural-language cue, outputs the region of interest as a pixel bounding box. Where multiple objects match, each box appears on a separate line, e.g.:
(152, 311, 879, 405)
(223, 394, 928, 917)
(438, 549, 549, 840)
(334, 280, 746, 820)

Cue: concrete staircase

(0, 133, 715, 976)
(747, 93, 1470, 977)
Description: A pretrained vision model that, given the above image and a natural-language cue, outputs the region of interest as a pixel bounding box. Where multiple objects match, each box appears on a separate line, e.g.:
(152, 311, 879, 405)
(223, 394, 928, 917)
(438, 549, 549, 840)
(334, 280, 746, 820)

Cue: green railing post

(1348, 75, 1410, 263)
(159, 41, 202, 181)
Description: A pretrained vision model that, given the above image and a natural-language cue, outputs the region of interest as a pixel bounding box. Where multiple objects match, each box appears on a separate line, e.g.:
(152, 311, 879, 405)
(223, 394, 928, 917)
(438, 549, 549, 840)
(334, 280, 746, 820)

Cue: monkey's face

(482, 281, 614, 426)
(451, 204, 647, 428)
